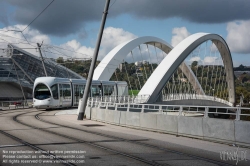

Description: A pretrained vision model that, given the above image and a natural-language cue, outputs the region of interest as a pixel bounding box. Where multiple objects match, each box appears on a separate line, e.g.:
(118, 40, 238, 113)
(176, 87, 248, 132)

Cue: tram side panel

(33, 77, 129, 109)
(58, 83, 72, 107)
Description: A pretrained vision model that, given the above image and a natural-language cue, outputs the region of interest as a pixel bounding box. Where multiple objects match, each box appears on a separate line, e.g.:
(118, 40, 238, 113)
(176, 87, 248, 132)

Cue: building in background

(0, 44, 84, 101)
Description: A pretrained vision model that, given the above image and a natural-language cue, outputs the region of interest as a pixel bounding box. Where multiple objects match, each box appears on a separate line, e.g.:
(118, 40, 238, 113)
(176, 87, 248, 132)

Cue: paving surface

(0, 108, 249, 166)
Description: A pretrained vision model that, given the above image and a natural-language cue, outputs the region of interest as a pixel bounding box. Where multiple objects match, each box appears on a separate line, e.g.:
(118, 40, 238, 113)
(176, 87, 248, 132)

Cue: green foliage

(62, 60, 250, 107)
(57, 58, 99, 78)
(129, 90, 140, 96)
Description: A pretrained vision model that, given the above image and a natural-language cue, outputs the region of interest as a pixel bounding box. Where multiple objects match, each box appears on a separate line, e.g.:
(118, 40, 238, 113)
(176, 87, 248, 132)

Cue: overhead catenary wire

(22, 0, 55, 32)
(146, 44, 154, 75)
(213, 47, 220, 98)
(0, 34, 90, 57)
(138, 45, 148, 83)
(109, 0, 117, 9)
(123, 60, 133, 96)
(130, 51, 142, 90)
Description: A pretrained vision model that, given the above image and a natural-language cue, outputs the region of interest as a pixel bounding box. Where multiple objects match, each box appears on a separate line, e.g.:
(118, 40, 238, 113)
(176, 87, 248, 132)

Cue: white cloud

(190, 56, 201, 62)
(58, 27, 137, 60)
(0, 25, 138, 62)
(202, 56, 222, 65)
(0, 24, 50, 56)
(210, 43, 218, 52)
(59, 40, 93, 59)
(226, 20, 250, 54)
(99, 27, 137, 59)
(171, 27, 191, 47)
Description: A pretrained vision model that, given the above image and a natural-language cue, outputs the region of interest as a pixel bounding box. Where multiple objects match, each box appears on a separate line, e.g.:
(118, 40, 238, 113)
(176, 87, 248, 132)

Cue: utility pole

(37, 43, 47, 76)
(78, 0, 110, 120)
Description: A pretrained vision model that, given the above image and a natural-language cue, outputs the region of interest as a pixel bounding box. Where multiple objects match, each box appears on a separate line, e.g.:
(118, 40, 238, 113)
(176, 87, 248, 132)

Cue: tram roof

(34, 77, 70, 86)
(115, 81, 128, 86)
(70, 79, 101, 85)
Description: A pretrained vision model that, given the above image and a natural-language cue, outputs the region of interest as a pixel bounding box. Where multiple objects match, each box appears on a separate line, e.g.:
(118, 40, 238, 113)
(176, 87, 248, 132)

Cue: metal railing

(162, 93, 233, 106)
(87, 99, 250, 121)
(88, 95, 150, 105)
(0, 99, 33, 110)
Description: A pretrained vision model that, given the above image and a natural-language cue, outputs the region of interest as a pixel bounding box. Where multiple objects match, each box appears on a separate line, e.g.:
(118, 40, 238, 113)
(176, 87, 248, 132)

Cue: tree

(191, 61, 198, 67)
(56, 57, 64, 63)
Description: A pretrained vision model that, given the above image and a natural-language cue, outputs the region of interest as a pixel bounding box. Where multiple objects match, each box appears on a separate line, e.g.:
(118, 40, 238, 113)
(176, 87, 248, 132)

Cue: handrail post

(236, 107, 241, 121)
(179, 106, 183, 116)
(115, 103, 118, 111)
(91, 98, 94, 107)
(127, 103, 130, 112)
(159, 105, 162, 113)
(141, 104, 144, 113)
(106, 102, 109, 110)
(204, 107, 209, 118)
(98, 101, 101, 108)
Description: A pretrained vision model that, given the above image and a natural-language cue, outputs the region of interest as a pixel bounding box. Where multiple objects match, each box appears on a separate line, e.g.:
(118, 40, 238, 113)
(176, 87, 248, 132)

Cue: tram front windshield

(34, 83, 51, 100)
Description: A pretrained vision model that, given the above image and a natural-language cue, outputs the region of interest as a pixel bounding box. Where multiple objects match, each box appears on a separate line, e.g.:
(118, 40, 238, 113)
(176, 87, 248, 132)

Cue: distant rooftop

(0, 44, 85, 100)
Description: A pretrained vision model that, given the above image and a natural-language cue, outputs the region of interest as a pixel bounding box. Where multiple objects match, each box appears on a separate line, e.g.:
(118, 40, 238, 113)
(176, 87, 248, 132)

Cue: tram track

(0, 110, 76, 166)
(0, 109, 33, 116)
(35, 111, 235, 166)
(13, 111, 163, 166)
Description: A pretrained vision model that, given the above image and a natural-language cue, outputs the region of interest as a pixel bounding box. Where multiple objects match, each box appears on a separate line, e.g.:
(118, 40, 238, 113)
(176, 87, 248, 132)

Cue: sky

(0, 0, 250, 67)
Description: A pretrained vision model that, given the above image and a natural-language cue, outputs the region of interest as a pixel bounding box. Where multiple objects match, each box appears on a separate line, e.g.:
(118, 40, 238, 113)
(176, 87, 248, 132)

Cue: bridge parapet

(162, 93, 233, 106)
(86, 95, 150, 105)
(85, 101, 250, 147)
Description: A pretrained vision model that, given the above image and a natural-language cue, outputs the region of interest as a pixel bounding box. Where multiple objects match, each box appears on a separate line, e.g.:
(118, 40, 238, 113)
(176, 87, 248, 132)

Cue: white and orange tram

(33, 77, 128, 109)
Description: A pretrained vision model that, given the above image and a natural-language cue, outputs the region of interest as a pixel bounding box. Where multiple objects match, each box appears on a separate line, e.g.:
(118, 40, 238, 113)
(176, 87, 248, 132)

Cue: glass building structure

(0, 44, 84, 101)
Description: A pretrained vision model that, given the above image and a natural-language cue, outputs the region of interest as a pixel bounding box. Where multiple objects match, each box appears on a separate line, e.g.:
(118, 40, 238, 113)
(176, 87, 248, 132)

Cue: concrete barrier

(96, 108, 105, 121)
(203, 118, 235, 142)
(119, 111, 127, 125)
(85, 106, 250, 147)
(91, 107, 97, 120)
(105, 109, 114, 123)
(235, 120, 250, 145)
(126, 112, 140, 127)
(85, 107, 91, 119)
(178, 116, 203, 137)
(140, 113, 157, 129)
(113, 111, 121, 124)
(156, 114, 178, 134)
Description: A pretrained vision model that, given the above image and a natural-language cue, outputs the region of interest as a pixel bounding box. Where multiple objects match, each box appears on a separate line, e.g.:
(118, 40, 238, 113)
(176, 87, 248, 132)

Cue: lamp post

(78, 0, 110, 120)
(212, 89, 215, 100)
(37, 43, 47, 77)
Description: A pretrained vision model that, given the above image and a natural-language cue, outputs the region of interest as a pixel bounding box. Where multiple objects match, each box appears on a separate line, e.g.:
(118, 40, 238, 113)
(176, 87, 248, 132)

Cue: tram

(33, 77, 128, 109)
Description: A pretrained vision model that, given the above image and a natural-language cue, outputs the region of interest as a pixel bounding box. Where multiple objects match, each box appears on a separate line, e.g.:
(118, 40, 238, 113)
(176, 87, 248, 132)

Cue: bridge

(1, 32, 249, 165)
(81, 32, 250, 148)
(93, 33, 234, 107)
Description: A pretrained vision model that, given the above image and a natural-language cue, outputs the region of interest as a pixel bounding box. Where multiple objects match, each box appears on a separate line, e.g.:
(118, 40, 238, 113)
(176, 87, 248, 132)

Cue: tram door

(74, 85, 79, 106)
(60, 84, 71, 107)
(59, 84, 63, 106)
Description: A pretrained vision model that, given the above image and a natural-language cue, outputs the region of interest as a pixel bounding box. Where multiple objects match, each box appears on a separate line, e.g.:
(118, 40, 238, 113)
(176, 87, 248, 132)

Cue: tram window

(34, 83, 51, 100)
(63, 84, 71, 98)
(103, 85, 114, 96)
(51, 84, 58, 99)
(79, 85, 85, 97)
(59, 84, 63, 97)
(74, 85, 79, 97)
(117, 85, 128, 96)
(91, 85, 101, 97)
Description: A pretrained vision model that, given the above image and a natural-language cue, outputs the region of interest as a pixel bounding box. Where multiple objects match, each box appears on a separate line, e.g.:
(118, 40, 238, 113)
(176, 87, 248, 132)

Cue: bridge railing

(88, 95, 150, 105)
(162, 93, 233, 106)
(87, 99, 250, 121)
(0, 99, 33, 110)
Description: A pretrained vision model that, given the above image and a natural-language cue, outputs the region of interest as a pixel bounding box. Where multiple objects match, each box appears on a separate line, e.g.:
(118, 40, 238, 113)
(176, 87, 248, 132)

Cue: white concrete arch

(94, 36, 205, 95)
(138, 33, 235, 105)
(94, 36, 172, 80)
